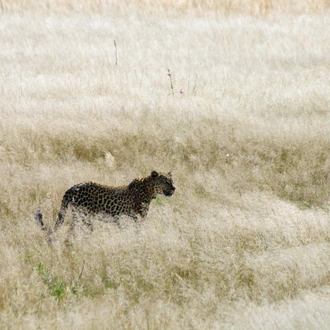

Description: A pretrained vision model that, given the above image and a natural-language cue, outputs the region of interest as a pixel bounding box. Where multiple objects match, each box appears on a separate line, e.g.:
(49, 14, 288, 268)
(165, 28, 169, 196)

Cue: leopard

(36, 171, 175, 234)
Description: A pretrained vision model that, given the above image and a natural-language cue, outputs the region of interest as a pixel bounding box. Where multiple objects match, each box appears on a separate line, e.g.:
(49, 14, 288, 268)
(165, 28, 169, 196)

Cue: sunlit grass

(0, 1, 330, 329)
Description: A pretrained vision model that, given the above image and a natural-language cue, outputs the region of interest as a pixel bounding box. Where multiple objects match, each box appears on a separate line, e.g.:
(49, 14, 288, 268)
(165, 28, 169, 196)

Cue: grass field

(1, 1, 330, 329)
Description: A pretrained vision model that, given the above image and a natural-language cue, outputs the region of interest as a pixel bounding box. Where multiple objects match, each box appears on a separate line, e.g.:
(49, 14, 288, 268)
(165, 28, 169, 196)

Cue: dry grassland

(1, 1, 330, 329)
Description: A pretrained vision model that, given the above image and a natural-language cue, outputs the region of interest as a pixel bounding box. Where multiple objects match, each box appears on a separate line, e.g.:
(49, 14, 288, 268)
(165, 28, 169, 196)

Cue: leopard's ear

(167, 171, 172, 178)
(151, 171, 159, 178)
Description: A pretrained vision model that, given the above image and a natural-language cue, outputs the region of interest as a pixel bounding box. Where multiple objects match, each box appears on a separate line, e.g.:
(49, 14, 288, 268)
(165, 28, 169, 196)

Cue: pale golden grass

(1, 0, 330, 15)
(1, 2, 330, 329)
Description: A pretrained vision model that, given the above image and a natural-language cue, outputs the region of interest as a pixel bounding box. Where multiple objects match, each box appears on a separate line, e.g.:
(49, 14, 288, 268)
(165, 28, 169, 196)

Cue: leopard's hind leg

(65, 207, 94, 244)
(54, 197, 70, 230)
(81, 210, 94, 232)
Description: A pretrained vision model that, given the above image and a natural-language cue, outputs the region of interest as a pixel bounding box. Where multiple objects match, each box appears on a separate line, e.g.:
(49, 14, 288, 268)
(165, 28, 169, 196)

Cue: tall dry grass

(0, 1, 330, 329)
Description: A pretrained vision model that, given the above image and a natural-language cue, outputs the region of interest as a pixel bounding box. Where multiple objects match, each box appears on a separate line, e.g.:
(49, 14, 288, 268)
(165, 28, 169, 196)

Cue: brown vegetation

(0, 1, 330, 328)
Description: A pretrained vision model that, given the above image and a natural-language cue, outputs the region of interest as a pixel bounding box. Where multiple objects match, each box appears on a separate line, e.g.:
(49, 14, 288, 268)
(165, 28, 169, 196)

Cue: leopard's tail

(35, 210, 52, 233)
(35, 210, 57, 245)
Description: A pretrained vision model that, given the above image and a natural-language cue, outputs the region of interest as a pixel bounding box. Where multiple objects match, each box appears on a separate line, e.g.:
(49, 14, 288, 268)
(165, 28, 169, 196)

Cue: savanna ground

(1, 0, 330, 329)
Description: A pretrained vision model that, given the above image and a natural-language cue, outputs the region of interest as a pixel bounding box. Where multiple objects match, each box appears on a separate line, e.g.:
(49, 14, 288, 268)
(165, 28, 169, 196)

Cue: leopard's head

(151, 171, 175, 198)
